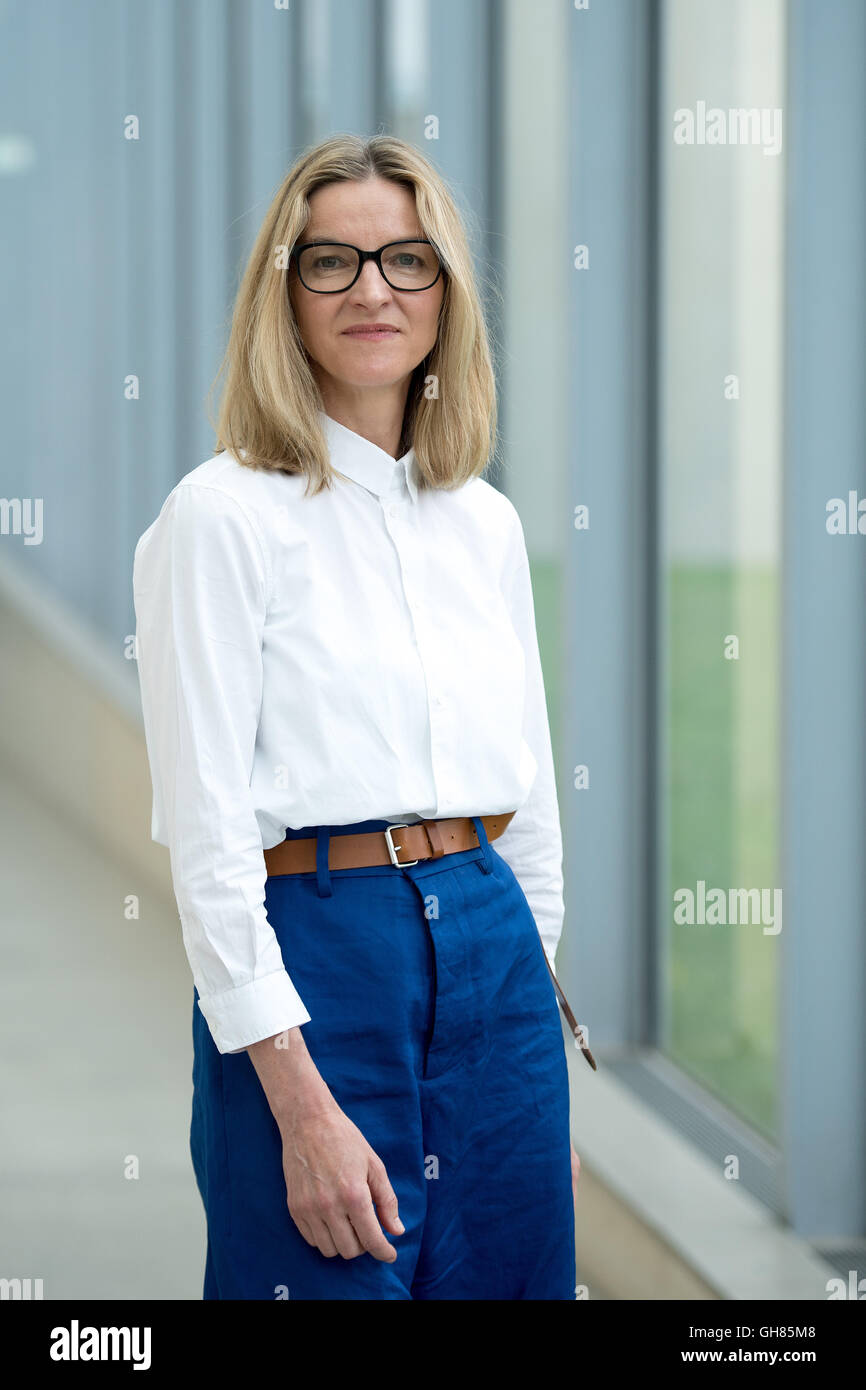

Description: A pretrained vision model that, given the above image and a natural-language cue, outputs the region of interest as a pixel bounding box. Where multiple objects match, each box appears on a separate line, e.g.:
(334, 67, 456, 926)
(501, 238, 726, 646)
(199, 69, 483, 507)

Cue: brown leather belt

(262, 812, 597, 1072)
(263, 812, 516, 875)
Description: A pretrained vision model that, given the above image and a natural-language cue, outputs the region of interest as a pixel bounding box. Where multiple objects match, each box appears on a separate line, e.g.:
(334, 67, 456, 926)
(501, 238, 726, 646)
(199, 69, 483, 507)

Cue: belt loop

(316, 825, 333, 897)
(471, 815, 493, 874)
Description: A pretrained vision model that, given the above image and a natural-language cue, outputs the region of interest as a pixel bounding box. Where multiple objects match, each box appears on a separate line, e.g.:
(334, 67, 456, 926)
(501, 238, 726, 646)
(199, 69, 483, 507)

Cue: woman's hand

(247, 1026, 403, 1262)
(570, 1142, 581, 1201)
(280, 1094, 404, 1262)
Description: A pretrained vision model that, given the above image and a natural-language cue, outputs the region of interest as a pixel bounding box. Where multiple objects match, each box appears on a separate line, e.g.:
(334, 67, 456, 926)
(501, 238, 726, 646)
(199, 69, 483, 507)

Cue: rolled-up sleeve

(132, 482, 311, 1053)
(493, 510, 566, 967)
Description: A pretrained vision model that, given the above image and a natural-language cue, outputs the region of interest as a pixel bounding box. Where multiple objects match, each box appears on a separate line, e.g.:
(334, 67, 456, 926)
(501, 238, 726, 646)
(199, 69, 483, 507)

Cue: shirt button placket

(383, 498, 448, 813)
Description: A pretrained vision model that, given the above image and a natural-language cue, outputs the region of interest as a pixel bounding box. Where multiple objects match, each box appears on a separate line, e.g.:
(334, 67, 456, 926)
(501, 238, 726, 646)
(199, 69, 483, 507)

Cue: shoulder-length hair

(207, 133, 498, 496)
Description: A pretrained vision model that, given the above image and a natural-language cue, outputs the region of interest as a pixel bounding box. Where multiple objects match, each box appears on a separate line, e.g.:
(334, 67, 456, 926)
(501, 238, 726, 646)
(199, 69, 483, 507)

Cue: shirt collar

(318, 410, 420, 504)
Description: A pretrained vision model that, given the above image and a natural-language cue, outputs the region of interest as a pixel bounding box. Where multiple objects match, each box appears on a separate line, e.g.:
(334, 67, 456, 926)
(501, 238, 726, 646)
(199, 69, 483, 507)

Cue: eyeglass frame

(290, 238, 445, 294)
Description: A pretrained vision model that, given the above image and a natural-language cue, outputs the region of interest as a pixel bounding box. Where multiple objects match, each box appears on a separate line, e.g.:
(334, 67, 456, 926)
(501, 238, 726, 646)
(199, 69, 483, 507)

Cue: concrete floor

(0, 759, 204, 1299)
(0, 759, 602, 1301)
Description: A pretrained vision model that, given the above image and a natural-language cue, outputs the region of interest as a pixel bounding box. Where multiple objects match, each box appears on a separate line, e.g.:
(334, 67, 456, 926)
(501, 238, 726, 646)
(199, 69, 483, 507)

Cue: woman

(133, 133, 590, 1301)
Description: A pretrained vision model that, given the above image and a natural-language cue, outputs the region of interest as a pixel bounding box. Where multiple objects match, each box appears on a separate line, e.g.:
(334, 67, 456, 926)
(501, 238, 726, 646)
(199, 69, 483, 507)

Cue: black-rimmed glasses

(291, 239, 444, 293)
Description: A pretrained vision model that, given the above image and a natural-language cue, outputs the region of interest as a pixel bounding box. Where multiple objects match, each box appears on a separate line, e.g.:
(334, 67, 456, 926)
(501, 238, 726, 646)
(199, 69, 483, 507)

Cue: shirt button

(433, 694, 445, 707)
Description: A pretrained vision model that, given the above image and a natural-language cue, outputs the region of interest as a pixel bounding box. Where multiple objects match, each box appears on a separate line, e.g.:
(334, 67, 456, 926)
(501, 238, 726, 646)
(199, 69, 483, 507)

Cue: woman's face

(288, 176, 445, 405)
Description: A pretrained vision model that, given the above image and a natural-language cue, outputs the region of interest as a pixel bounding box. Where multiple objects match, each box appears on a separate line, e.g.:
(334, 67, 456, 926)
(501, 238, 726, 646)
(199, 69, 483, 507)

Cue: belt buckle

(383, 823, 419, 868)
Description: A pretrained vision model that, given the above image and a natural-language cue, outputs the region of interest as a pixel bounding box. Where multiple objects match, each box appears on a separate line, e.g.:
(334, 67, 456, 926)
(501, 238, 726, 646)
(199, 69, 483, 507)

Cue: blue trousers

(190, 816, 576, 1300)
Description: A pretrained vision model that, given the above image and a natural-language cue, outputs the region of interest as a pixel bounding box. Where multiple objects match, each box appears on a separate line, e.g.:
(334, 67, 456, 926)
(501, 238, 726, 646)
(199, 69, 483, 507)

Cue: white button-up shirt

(132, 411, 564, 1054)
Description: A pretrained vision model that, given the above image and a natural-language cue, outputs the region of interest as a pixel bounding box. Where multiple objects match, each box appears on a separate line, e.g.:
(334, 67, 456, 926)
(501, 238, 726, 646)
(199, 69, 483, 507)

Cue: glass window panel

(657, 0, 786, 1138)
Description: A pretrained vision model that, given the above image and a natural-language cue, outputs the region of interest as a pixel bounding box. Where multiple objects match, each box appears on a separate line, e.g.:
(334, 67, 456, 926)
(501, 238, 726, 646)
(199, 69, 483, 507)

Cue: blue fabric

(190, 819, 575, 1300)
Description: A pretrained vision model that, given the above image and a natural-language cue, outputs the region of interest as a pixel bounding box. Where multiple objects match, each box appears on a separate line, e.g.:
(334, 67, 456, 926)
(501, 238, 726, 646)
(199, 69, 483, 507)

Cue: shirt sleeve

(132, 482, 311, 1054)
(493, 509, 566, 968)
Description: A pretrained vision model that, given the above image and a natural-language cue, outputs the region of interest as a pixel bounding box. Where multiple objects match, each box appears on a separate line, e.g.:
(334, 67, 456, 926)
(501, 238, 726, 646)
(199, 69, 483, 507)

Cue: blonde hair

(207, 133, 498, 496)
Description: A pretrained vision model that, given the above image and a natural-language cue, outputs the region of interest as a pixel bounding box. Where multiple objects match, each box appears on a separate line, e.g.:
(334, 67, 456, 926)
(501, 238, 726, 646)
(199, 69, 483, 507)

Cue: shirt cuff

(538, 929, 562, 973)
(196, 969, 312, 1055)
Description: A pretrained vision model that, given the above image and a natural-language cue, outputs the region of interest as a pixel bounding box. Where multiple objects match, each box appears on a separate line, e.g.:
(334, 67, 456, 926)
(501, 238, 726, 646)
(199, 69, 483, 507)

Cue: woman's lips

(341, 327, 400, 340)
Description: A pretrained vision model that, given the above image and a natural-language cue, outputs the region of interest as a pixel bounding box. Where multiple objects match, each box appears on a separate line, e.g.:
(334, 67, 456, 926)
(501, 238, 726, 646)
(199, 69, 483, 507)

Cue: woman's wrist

(246, 1025, 335, 1130)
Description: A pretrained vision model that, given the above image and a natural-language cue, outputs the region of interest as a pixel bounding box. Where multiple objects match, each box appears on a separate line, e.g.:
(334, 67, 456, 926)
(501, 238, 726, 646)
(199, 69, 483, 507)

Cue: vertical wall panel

(564, 0, 656, 1047)
(781, 0, 866, 1236)
(126, 0, 180, 574)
